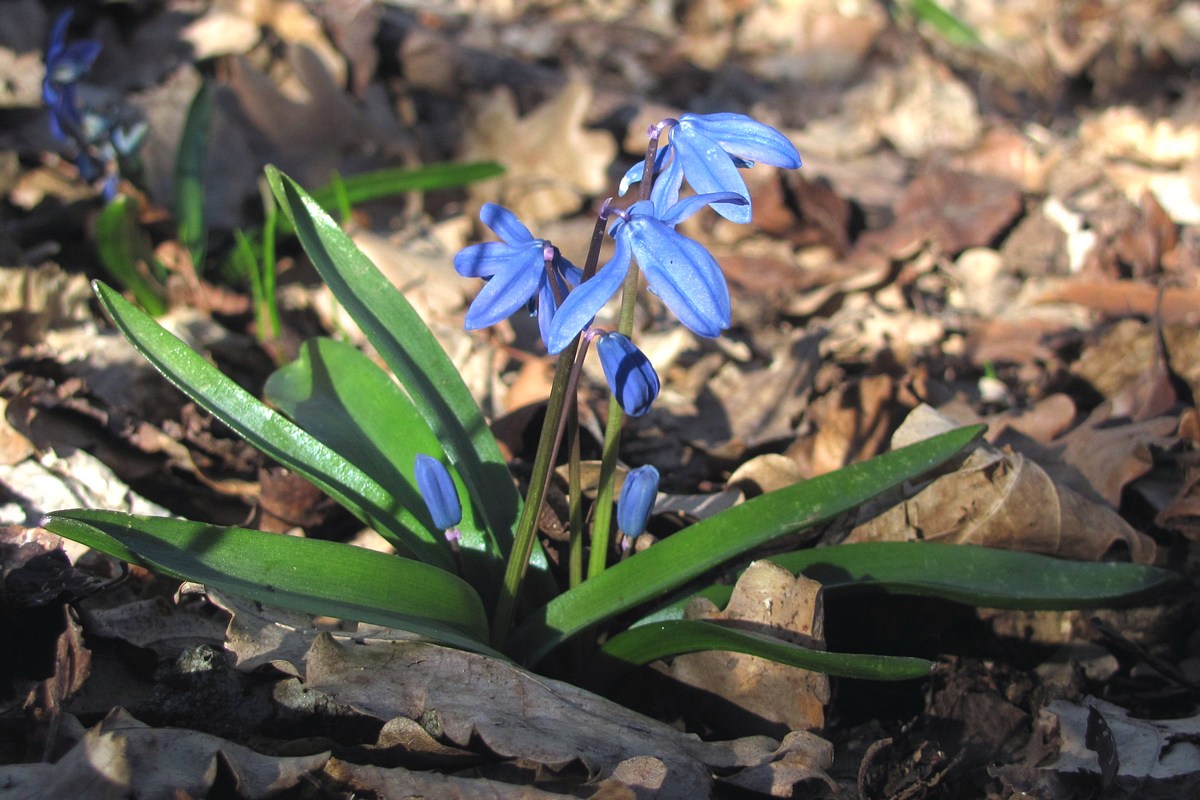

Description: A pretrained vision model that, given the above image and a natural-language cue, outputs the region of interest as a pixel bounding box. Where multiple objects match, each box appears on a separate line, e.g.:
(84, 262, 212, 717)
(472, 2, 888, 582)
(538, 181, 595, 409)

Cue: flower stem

(587, 127, 663, 578)
(491, 209, 612, 648)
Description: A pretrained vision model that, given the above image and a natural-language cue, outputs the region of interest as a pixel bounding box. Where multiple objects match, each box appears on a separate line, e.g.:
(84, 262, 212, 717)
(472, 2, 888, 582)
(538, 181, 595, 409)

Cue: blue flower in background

(621, 113, 802, 224)
(454, 203, 582, 348)
(42, 10, 102, 142)
(594, 332, 660, 417)
(414, 454, 462, 532)
(617, 464, 659, 542)
(544, 188, 746, 354)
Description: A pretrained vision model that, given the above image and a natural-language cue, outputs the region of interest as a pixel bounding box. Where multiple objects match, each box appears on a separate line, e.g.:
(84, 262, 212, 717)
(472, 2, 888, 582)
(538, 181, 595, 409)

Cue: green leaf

(174, 81, 213, 274)
(508, 425, 986, 665)
(265, 338, 504, 599)
(265, 168, 553, 592)
(92, 280, 451, 569)
(906, 0, 983, 47)
(276, 162, 505, 235)
(600, 620, 933, 681)
(44, 510, 495, 653)
(634, 543, 1180, 628)
(93, 195, 167, 316)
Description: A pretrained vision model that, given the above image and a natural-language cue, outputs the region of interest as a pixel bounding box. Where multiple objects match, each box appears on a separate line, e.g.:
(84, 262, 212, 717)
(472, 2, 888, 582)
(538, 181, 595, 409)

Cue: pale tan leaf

(666, 561, 830, 736)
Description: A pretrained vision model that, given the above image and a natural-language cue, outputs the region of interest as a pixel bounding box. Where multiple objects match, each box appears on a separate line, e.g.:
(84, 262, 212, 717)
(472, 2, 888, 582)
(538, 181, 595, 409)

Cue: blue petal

(544, 234, 633, 355)
(627, 217, 730, 337)
(617, 465, 659, 537)
(50, 39, 102, 84)
(46, 11, 73, 65)
(454, 240, 526, 279)
(680, 113, 802, 169)
(414, 454, 462, 530)
(596, 332, 660, 417)
(480, 202, 534, 245)
(648, 150, 684, 218)
(462, 243, 545, 329)
(618, 144, 672, 197)
(659, 191, 747, 228)
(670, 126, 752, 223)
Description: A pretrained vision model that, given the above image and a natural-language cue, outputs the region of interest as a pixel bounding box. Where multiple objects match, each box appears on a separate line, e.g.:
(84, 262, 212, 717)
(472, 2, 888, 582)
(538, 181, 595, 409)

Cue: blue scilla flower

(454, 203, 582, 348)
(544, 188, 747, 355)
(414, 454, 462, 531)
(594, 332, 659, 417)
(42, 11, 102, 142)
(617, 464, 660, 541)
(620, 113, 802, 224)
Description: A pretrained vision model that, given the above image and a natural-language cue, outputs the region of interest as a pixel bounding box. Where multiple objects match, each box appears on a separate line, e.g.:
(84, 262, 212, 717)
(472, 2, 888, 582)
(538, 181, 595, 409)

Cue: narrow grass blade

(44, 510, 495, 653)
(265, 338, 503, 600)
(94, 196, 166, 315)
(266, 168, 553, 590)
(906, 0, 982, 47)
(634, 543, 1180, 628)
(276, 162, 505, 235)
(508, 425, 986, 665)
(93, 280, 452, 569)
(600, 620, 933, 681)
(174, 81, 213, 274)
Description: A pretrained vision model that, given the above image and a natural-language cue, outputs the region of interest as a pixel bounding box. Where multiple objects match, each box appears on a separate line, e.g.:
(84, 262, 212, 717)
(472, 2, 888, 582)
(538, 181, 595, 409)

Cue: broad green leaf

(600, 620, 933, 681)
(44, 510, 495, 653)
(174, 81, 213, 274)
(276, 162, 505, 235)
(92, 281, 451, 569)
(634, 543, 1180, 627)
(265, 168, 554, 594)
(265, 338, 504, 599)
(94, 195, 167, 316)
(508, 425, 986, 665)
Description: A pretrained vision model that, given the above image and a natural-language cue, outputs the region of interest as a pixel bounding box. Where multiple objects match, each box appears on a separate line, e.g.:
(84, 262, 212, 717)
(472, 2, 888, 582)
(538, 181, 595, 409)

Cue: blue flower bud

(414, 454, 462, 531)
(617, 465, 659, 539)
(595, 332, 660, 417)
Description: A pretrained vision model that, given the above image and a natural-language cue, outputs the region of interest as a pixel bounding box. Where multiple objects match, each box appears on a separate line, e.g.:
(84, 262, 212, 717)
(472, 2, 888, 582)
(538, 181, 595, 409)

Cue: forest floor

(1, 1, 1199, 797)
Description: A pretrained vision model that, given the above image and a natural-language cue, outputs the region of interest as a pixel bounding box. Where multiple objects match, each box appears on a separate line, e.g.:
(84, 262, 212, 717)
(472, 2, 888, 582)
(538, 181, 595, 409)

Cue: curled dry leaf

(845, 406, 1157, 562)
(665, 560, 831, 736)
(0, 708, 328, 800)
(301, 633, 833, 799)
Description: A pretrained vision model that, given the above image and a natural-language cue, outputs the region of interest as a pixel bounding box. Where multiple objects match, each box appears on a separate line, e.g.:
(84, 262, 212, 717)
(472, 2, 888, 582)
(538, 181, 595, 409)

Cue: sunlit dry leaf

(878, 55, 982, 159)
(735, 0, 886, 84)
(1037, 280, 1200, 325)
(0, 449, 169, 527)
(461, 81, 617, 224)
(787, 373, 904, 478)
(666, 561, 830, 736)
(181, 11, 261, 58)
(0, 708, 328, 800)
(848, 406, 1156, 562)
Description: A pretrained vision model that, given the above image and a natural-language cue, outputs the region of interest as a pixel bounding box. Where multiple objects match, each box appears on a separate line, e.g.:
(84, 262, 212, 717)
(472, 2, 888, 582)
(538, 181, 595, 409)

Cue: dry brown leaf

(301, 634, 831, 798)
(461, 80, 617, 225)
(788, 373, 904, 478)
(878, 55, 983, 158)
(326, 757, 639, 799)
(81, 597, 227, 659)
(1037, 280, 1200, 324)
(0, 708, 328, 800)
(665, 561, 830, 736)
(846, 406, 1156, 562)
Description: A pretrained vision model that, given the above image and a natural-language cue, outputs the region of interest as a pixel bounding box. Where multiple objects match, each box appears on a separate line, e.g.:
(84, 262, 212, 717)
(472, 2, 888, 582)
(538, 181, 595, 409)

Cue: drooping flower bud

(414, 454, 462, 531)
(595, 332, 660, 417)
(617, 464, 659, 541)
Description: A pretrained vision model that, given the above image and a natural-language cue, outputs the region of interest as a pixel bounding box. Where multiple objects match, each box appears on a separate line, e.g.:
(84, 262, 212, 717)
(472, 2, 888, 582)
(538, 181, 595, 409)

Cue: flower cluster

(454, 112, 800, 417)
(42, 11, 145, 197)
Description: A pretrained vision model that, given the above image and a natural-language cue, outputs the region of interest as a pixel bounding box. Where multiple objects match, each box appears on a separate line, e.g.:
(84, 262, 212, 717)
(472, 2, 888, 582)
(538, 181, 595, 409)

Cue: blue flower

(454, 203, 581, 348)
(414, 454, 462, 531)
(617, 465, 659, 539)
(42, 11, 102, 142)
(544, 189, 746, 354)
(595, 332, 659, 417)
(621, 113, 802, 224)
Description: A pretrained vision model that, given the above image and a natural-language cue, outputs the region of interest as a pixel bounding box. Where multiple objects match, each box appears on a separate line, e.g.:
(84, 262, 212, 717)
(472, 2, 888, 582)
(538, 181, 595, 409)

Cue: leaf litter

(0, 0, 1198, 796)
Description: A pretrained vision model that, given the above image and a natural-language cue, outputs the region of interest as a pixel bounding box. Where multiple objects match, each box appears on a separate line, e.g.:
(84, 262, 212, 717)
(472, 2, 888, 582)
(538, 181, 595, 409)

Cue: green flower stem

(586, 128, 662, 579)
(491, 210, 613, 646)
